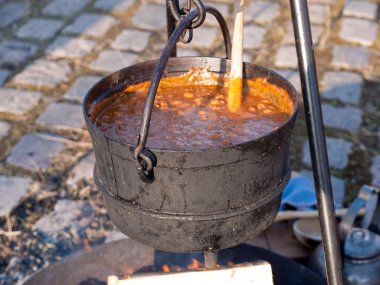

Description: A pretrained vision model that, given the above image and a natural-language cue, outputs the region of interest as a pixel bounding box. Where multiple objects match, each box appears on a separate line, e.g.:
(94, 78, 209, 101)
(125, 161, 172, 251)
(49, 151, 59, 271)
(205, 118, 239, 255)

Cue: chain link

(167, 0, 206, 43)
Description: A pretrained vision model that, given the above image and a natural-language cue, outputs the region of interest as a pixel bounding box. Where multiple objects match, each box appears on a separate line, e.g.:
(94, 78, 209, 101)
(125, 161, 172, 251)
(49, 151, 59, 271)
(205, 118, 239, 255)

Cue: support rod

(204, 251, 218, 270)
(289, 0, 344, 284)
(166, 0, 178, 57)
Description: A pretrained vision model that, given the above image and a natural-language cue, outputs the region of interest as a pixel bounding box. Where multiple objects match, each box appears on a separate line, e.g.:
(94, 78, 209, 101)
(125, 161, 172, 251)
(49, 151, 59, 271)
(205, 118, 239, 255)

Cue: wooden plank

(108, 262, 273, 285)
(275, 208, 366, 222)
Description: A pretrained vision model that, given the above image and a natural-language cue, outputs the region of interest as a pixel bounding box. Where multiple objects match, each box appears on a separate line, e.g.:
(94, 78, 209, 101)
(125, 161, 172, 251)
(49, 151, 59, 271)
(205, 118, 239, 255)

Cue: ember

(162, 264, 170, 273)
(187, 258, 202, 270)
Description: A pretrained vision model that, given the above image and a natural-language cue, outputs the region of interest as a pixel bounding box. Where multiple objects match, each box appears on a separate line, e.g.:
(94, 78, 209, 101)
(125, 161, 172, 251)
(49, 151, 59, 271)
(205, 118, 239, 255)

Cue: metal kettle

(309, 185, 380, 285)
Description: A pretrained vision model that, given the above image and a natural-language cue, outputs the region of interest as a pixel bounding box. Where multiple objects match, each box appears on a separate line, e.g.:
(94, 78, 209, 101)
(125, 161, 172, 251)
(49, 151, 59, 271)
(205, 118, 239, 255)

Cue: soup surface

(90, 68, 294, 150)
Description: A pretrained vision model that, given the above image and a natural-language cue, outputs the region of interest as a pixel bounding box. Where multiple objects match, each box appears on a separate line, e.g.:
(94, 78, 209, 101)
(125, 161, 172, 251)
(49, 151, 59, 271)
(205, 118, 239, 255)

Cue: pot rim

(83, 56, 299, 153)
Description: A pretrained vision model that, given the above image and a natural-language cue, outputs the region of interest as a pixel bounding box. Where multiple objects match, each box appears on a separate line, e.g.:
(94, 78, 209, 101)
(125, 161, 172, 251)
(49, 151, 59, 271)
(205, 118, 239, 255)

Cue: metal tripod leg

(289, 0, 344, 284)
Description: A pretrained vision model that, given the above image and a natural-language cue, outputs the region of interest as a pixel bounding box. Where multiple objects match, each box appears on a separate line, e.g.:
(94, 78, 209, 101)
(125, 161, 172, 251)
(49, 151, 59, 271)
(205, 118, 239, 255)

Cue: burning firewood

(108, 262, 273, 285)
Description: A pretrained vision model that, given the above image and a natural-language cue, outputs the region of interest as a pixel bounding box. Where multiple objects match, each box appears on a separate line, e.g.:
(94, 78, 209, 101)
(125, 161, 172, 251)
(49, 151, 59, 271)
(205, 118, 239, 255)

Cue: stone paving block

(343, 0, 377, 20)
(283, 22, 324, 44)
(90, 49, 138, 73)
(63, 76, 101, 103)
(111, 29, 151, 52)
(311, 26, 324, 44)
(308, 0, 335, 4)
(34, 200, 93, 236)
(105, 229, 128, 243)
(16, 18, 64, 40)
(43, 0, 90, 17)
(0, 88, 42, 116)
(176, 48, 200, 57)
(302, 137, 352, 169)
(13, 60, 72, 88)
(190, 26, 218, 49)
(299, 170, 345, 208)
(6, 133, 65, 171)
(243, 52, 253, 63)
(340, 18, 377, 46)
(0, 176, 32, 217)
(94, 0, 134, 13)
(0, 40, 38, 66)
(309, 4, 329, 25)
(370, 155, 380, 187)
(245, 1, 280, 24)
(0, 69, 10, 85)
(0, 121, 10, 139)
(321, 104, 362, 132)
(273, 69, 301, 91)
(204, 2, 229, 26)
(0, 3, 28, 28)
(64, 13, 117, 38)
(274, 45, 298, 68)
(321, 71, 363, 104)
(36, 102, 85, 130)
(243, 25, 267, 49)
(66, 152, 95, 187)
(332, 46, 369, 69)
(132, 3, 166, 30)
(46, 36, 96, 59)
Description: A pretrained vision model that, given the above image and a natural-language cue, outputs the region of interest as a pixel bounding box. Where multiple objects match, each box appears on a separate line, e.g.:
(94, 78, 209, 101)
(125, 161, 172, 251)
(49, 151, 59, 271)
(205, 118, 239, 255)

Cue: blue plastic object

(281, 176, 317, 210)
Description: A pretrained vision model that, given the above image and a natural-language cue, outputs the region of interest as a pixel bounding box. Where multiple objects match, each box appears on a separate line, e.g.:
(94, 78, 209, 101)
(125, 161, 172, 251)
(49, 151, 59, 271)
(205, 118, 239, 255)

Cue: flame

(162, 258, 233, 271)
(162, 264, 170, 272)
(123, 266, 134, 276)
(187, 258, 202, 270)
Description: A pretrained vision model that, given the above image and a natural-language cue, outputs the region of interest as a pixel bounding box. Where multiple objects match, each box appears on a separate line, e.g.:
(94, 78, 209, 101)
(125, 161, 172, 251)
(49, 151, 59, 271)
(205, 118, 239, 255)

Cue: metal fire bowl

(24, 239, 324, 285)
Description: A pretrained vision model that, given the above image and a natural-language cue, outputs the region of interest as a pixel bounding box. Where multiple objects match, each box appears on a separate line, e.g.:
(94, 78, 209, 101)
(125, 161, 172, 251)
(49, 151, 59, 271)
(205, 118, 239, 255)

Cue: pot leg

(204, 250, 218, 270)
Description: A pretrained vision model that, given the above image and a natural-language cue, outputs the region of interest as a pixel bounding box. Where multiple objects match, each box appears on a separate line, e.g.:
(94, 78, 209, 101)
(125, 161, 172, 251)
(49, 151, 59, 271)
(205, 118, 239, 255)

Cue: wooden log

(275, 208, 366, 222)
(108, 262, 273, 285)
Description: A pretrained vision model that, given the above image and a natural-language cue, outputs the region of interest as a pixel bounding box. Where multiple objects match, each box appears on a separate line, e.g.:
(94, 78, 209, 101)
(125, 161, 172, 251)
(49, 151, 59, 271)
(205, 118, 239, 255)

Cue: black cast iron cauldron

(83, 9, 299, 253)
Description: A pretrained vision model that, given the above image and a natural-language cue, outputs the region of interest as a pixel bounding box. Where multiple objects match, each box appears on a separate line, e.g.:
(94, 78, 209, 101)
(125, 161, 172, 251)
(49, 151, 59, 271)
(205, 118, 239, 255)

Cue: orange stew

(91, 68, 294, 150)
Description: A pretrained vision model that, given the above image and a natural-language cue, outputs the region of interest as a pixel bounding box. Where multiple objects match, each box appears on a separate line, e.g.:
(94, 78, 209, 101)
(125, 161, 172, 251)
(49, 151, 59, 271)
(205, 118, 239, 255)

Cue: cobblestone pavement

(0, 0, 379, 283)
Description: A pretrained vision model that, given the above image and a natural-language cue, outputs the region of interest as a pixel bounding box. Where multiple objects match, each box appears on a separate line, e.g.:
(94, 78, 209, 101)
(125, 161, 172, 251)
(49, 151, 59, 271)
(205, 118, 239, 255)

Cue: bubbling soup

(90, 67, 294, 150)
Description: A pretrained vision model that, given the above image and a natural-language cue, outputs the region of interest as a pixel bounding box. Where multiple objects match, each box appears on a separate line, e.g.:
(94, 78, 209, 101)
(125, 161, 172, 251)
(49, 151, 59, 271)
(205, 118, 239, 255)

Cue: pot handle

(134, 6, 232, 183)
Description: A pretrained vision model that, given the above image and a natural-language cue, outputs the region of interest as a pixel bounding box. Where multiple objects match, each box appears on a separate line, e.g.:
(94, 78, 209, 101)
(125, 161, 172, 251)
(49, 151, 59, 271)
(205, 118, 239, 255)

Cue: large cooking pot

(83, 8, 299, 252)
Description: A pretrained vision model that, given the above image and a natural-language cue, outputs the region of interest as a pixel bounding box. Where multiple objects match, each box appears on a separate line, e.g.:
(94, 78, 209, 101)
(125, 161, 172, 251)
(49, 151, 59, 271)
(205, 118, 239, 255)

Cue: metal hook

(180, 27, 193, 44)
(136, 148, 157, 183)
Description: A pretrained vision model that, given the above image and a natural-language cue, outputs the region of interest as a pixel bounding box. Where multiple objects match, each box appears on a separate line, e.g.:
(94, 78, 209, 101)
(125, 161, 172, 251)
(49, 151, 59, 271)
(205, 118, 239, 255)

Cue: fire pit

(24, 239, 324, 285)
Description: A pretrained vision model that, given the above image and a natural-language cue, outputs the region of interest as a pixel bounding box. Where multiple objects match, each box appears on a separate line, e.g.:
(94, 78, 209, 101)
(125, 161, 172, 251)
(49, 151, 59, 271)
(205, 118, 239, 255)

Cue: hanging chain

(167, 0, 206, 44)
(179, 1, 193, 43)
